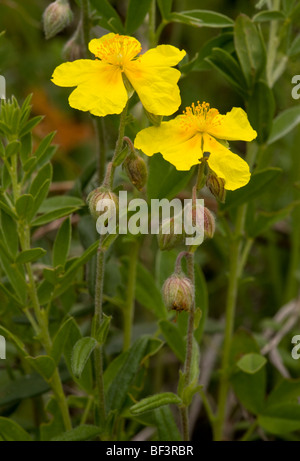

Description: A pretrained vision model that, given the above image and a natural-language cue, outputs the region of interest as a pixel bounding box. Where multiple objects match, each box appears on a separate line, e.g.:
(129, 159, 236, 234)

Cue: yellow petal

(51, 59, 104, 87)
(140, 44, 186, 67)
(125, 62, 182, 116)
(134, 117, 202, 170)
(207, 107, 257, 141)
(88, 33, 116, 55)
(203, 134, 250, 190)
(67, 63, 127, 116)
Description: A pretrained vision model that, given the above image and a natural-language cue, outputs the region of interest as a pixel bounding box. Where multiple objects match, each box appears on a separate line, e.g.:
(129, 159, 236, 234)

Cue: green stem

(179, 251, 196, 441)
(266, 0, 281, 87)
(213, 143, 257, 441)
(19, 224, 72, 431)
(110, 104, 128, 187)
(240, 420, 258, 441)
(123, 241, 139, 351)
(93, 239, 106, 426)
(198, 388, 216, 425)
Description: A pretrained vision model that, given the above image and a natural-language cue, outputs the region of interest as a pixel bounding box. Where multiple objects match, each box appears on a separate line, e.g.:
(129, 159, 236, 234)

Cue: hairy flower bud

(62, 33, 84, 61)
(185, 203, 215, 242)
(87, 187, 119, 221)
(43, 0, 73, 40)
(123, 153, 148, 191)
(158, 215, 184, 251)
(206, 173, 226, 203)
(203, 207, 215, 239)
(162, 273, 194, 313)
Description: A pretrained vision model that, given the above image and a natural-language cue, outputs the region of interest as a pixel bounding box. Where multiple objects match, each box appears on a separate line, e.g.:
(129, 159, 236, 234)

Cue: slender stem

(266, 0, 281, 87)
(123, 241, 139, 351)
(198, 388, 216, 424)
(213, 143, 257, 441)
(110, 104, 128, 187)
(81, 0, 90, 52)
(19, 224, 72, 431)
(179, 251, 196, 441)
(93, 239, 106, 426)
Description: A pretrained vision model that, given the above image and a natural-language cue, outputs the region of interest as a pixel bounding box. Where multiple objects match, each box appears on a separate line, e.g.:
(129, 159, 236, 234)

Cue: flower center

(94, 34, 142, 68)
(181, 102, 220, 133)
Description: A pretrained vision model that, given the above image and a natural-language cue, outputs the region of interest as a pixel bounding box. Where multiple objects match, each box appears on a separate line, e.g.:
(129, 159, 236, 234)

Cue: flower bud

(62, 33, 84, 61)
(185, 202, 215, 240)
(123, 153, 148, 191)
(158, 216, 184, 251)
(87, 187, 119, 221)
(43, 0, 73, 40)
(162, 273, 194, 313)
(206, 173, 226, 203)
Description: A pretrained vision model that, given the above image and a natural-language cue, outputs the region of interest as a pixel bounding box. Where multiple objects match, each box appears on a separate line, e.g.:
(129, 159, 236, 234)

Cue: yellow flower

(134, 102, 257, 190)
(51, 33, 186, 117)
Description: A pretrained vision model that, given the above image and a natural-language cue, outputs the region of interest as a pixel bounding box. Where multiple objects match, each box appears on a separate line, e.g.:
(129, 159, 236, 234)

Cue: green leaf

(89, 0, 124, 33)
(147, 153, 195, 200)
(230, 329, 266, 414)
(63, 318, 93, 392)
(5, 140, 21, 158)
(258, 404, 300, 435)
(15, 194, 34, 220)
(0, 249, 28, 303)
(0, 210, 18, 258)
(247, 80, 275, 143)
(53, 217, 71, 268)
(268, 107, 300, 144)
(29, 163, 52, 198)
(105, 336, 149, 412)
(0, 417, 31, 441)
(29, 179, 51, 219)
(253, 10, 286, 22)
(25, 355, 56, 381)
(38, 195, 85, 213)
(194, 264, 208, 343)
(234, 14, 266, 88)
(16, 248, 46, 264)
(154, 406, 182, 441)
(96, 314, 112, 345)
(159, 319, 185, 362)
(157, 0, 173, 19)
(237, 353, 267, 374)
(125, 0, 152, 34)
(51, 425, 101, 441)
(135, 262, 167, 319)
(0, 325, 27, 357)
(289, 34, 300, 56)
(266, 378, 300, 408)
(180, 32, 234, 74)
(222, 167, 282, 210)
(32, 207, 79, 227)
(169, 10, 234, 28)
(71, 337, 98, 379)
(205, 47, 248, 96)
(19, 115, 44, 137)
(51, 317, 75, 365)
(130, 393, 182, 415)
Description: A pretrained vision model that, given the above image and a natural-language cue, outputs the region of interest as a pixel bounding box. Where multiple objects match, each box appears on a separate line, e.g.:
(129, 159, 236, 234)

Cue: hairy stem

(123, 241, 139, 351)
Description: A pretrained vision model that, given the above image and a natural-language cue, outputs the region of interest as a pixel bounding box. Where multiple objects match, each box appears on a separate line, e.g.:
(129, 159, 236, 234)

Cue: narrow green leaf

(71, 337, 98, 379)
(131, 393, 182, 415)
(51, 317, 74, 365)
(19, 115, 44, 137)
(170, 10, 234, 28)
(0, 210, 18, 258)
(15, 194, 34, 220)
(234, 14, 266, 87)
(5, 140, 21, 158)
(0, 417, 31, 441)
(159, 319, 185, 362)
(16, 248, 46, 264)
(248, 80, 275, 143)
(253, 10, 286, 22)
(96, 314, 112, 345)
(157, 0, 173, 19)
(125, 0, 152, 34)
(89, 0, 124, 33)
(154, 406, 182, 441)
(29, 163, 52, 198)
(135, 262, 167, 319)
(289, 34, 300, 56)
(51, 425, 101, 442)
(258, 404, 300, 435)
(53, 217, 71, 268)
(32, 207, 79, 227)
(268, 107, 300, 144)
